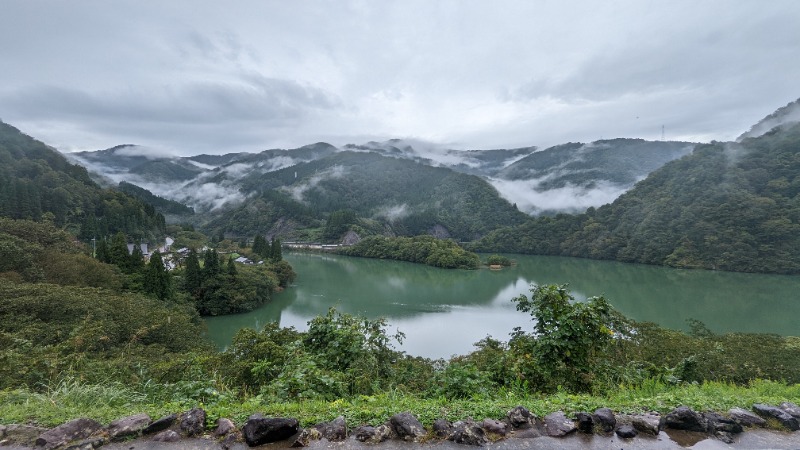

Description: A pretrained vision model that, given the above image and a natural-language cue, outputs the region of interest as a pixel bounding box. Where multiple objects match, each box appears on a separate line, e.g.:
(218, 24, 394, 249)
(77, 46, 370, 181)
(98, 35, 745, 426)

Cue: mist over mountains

(2, 95, 798, 267)
(66, 134, 696, 222)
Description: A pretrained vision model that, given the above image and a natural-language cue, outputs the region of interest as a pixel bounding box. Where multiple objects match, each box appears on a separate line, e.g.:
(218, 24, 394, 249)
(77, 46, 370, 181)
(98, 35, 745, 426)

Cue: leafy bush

(485, 254, 511, 266)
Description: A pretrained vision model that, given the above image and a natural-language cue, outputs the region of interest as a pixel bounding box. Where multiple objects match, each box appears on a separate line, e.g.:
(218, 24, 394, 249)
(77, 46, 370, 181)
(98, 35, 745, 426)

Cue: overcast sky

(1, 1, 799, 155)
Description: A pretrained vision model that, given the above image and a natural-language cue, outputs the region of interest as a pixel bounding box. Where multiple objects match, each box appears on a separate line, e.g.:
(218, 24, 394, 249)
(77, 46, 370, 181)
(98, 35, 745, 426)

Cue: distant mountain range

(3, 95, 799, 272)
(66, 133, 697, 222)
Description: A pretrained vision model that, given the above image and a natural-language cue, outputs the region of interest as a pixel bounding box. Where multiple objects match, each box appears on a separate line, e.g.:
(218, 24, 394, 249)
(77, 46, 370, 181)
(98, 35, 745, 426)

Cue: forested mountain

(343, 139, 535, 176)
(497, 138, 695, 188)
(0, 122, 166, 241)
(738, 98, 800, 141)
(473, 120, 800, 274)
(63, 133, 696, 240)
(207, 151, 529, 241)
(116, 181, 195, 217)
(71, 144, 205, 182)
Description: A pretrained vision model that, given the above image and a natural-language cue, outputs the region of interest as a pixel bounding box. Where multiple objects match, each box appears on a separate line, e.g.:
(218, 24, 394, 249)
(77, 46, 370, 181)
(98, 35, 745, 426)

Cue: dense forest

(339, 235, 481, 269)
(497, 138, 695, 188)
(209, 151, 529, 241)
(0, 121, 167, 241)
(473, 122, 800, 274)
(117, 181, 195, 217)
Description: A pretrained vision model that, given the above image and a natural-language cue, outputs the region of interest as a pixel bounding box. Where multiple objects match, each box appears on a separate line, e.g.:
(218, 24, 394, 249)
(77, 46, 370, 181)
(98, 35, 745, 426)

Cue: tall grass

(2, 377, 797, 429)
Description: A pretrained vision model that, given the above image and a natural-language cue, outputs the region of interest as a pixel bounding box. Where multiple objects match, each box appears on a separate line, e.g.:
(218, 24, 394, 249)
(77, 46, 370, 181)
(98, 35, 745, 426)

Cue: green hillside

(117, 181, 195, 216)
(0, 122, 166, 241)
(498, 138, 695, 188)
(474, 123, 800, 274)
(215, 151, 529, 241)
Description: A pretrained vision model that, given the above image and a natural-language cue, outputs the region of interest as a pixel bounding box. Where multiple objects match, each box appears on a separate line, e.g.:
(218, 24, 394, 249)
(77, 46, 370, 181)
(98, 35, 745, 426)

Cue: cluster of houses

(125, 237, 269, 270)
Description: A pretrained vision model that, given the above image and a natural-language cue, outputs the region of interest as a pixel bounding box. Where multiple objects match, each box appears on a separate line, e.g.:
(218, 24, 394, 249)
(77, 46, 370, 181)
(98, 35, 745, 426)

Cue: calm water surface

(205, 252, 800, 358)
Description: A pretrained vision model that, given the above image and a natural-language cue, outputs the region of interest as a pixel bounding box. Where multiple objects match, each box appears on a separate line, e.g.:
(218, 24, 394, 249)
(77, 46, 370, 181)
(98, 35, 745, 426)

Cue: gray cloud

(489, 178, 632, 215)
(1, 1, 799, 154)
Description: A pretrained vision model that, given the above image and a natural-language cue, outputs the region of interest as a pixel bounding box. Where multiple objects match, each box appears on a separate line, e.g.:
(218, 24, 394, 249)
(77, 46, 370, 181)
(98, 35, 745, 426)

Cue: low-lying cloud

(283, 165, 347, 203)
(374, 204, 410, 222)
(489, 178, 631, 215)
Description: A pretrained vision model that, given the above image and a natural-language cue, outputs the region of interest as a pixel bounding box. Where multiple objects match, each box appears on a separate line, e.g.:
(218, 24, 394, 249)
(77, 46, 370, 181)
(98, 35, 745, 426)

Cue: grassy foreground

(2, 378, 798, 429)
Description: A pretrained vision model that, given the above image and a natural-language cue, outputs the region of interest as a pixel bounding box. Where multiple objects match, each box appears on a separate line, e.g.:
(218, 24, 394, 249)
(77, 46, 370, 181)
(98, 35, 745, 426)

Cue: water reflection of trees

(206, 252, 800, 351)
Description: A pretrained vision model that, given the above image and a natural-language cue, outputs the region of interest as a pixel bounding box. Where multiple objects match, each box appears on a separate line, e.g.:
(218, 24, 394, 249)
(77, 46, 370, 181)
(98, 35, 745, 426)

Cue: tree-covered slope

(474, 123, 800, 274)
(117, 181, 195, 216)
(343, 139, 535, 176)
(497, 138, 696, 188)
(224, 151, 529, 240)
(0, 122, 166, 240)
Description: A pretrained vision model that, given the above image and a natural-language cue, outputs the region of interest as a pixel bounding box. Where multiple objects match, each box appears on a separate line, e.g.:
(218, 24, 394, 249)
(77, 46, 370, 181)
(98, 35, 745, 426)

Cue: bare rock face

(389, 412, 426, 441)
(449, 420, 487, 446)
(35, 418, 103, 450)
(179, 408, 207, 437)
(341, 230, 361, 246)
(242, 414, 299, 446)
(543, 411, 576, 437)
(729, 407, 766, 427)
(107, 413, 151, 441)
(753, 404, 800, 431)
(429, 224, 451, 239)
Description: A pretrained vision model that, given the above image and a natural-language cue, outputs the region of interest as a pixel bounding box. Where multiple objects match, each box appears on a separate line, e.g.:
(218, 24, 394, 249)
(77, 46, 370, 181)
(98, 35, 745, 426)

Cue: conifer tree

(270, 237, 282, 261)
(203, 248, 220, 278)
(108, 232, 131, 272)
(95, 238, 110, 263)
(226, 256, 238, 280)
(252, 234, 268, 259)
(129, 242, 145, 273)
(144, 251, 171, 300)
(184, 248, 201, 293)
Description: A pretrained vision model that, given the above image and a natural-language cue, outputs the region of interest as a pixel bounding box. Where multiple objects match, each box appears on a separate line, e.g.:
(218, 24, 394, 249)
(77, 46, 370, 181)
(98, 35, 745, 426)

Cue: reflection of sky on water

(205, 252, 800, 358)
(277, 287, 532, 360)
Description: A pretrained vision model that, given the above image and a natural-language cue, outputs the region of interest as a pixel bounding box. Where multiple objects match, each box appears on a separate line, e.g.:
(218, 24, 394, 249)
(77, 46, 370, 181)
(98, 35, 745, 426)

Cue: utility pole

(661, 125, 665, 141)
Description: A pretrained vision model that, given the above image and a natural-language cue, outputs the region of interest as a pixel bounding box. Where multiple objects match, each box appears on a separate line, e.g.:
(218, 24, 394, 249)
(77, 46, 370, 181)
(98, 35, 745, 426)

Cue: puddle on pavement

(663, 429, 708, 447)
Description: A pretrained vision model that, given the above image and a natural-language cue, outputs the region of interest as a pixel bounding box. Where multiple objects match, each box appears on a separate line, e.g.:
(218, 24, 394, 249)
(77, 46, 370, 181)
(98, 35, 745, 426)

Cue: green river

(205, 252, 800, 359)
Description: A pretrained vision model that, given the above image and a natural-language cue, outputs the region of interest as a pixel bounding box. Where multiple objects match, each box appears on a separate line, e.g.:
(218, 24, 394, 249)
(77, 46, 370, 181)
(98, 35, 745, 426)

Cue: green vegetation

(340, 235, 481, 269)
(498, 139, 694, 188)
(184, 247, 295, 316)
(117, 181, 195, 216)
(0, 121, 167, 241)
(1, 269, 799, 428)
(209, 151, 529, 241)
(485, 254, 512, 266)
(474, 122, 800, 274)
